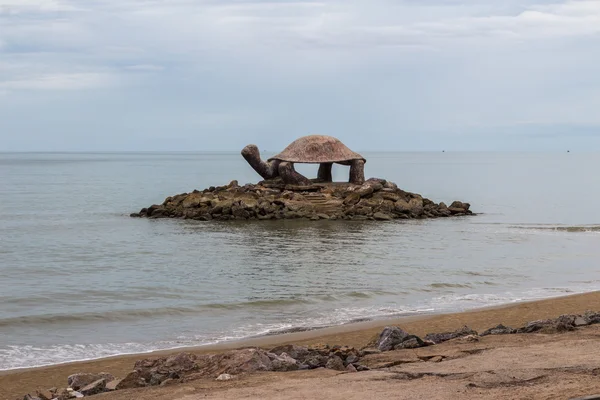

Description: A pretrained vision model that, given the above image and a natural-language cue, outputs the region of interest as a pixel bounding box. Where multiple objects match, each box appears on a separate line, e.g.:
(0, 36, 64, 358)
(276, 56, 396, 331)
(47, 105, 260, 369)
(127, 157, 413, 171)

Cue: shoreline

(4, 290, 600, 399)
(0, 288, 586, 374)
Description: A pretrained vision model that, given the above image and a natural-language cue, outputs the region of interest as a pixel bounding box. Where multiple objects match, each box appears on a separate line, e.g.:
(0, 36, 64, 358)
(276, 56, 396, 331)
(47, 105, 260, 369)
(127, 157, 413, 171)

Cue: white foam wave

(3, 284, 600, 371)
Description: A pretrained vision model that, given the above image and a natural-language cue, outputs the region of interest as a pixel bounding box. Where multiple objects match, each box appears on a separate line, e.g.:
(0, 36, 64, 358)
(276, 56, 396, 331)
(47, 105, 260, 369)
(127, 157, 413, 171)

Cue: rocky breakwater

(19, 311, 600, 399)
(131, 178, 474, 221)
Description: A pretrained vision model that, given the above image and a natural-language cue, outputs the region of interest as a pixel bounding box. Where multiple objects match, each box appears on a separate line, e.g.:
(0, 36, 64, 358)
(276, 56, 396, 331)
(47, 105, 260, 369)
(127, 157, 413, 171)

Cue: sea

(1, 152, 599, 371)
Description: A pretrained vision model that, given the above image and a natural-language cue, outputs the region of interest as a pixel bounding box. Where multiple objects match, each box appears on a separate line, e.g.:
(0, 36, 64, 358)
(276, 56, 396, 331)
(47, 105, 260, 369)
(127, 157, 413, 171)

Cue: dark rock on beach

(424, 326, 478, 344)
(67, 372, 114, 391)
(131, 178, 474, 221)
(480, 324, 517, 336)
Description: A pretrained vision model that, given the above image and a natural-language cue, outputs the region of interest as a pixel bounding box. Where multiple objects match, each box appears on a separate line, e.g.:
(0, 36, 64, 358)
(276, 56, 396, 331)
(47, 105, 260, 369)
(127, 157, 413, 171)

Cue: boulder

(115, 371, 146, 389)
(303, 354, 328, 369)
(584, 311, 600, 324)
(375, 326, 410, 351)
(105, 379, 121, 391)
(215, 374, 233, 381)
(373, 212, 393, 221)
(517, 317, 576, 334)
(346, 364, 358, 373)
(133, 178, 474, 222)
(35, 390, 55, 400)
(424, 326, 478, 344)
(394, 335, 426, 349)
(67, 373, 114, 391)
(193, 348, 273, 378)
(79, 379, 106, 396)
(325, 355, 345, 371)
(269, 344, 310, 361)
(480, 324, 516, 336)
(268, 352, 300, 371)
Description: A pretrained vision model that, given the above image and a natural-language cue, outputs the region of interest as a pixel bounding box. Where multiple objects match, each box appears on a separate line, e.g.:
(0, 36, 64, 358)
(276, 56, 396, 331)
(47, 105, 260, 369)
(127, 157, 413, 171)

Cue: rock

(384, 181, 398, 190)
(79, 379, 106, 396)
(70, 391, 84, 398)
(343, 192, 361, 205)
(269, 344, 310, 361)
(345, 354, 360, 365)
(192, 348, 273, 378)
(355, 364, 370, 372)
(424, 326, 478, 344)
(373, 212, 393, 221)
(450, 201, 470, 211)
(517, 317, 575, 334)
(268, 352, 300, 371)
(480, 324, 516, 336)
(458, 334, 480, 343)
(557, 314, 587, 328)
(303, 354, 328, 369)
(346, 364, 357, 373)
(375, 326, 410, 351)
(215, 373, 233, 381)
(359, 348, 381, 356)
(105, 379, 121, 391)
(407, 197, 424, 216)
(35, 390, 55, 400)
(23, 395, 42, 400)
(394, 199, 411, 214)
(584, 311, 600, 324)
(355, 184, 374, 197)
(429, 356, 443, 363)
(325, 355, 345, 371)
(132, 352, 198, 386)
(134, 179, 474, 222)
(67, 373, 114, 391)
(393, 335, 426, 349)
(115, 371, 146, 389)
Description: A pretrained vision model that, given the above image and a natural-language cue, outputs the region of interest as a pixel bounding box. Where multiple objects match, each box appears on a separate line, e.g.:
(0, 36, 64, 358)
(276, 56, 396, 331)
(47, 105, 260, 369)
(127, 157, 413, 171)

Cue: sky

(0, 0, 599, 152)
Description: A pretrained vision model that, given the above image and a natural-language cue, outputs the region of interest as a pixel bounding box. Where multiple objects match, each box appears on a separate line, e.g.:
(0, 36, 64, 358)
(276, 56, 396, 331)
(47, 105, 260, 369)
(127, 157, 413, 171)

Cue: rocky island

(131, 135, 474, 221)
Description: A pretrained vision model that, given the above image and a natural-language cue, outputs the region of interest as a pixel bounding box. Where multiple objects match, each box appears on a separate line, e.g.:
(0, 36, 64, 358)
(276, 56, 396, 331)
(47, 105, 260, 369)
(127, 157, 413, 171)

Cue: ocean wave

(4, 283, 600, 371)
(509, 224, 600, 233)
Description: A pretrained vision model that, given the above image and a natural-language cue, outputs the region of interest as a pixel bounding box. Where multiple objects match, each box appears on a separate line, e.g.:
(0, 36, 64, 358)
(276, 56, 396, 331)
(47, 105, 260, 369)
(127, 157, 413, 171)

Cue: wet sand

(4, 291, 600, 400)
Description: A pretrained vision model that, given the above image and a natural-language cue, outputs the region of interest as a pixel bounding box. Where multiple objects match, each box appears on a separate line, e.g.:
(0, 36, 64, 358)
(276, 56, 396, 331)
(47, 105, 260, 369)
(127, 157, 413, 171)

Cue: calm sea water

(1, 152, 599, 370)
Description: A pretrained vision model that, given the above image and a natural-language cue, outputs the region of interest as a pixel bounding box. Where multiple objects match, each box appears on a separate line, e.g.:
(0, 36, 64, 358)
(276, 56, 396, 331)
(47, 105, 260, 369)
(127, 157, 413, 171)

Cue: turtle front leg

(317, 163, 333, 182)
(278, 162, 312, 186)
(241, 144, 280, 179)
(349, 160, 365, 185)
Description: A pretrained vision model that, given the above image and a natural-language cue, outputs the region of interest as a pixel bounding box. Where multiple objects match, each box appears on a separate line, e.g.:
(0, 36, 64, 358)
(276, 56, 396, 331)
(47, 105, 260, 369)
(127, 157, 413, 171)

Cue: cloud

(0, 72, 115, 90)
(0, 0, 599, 150)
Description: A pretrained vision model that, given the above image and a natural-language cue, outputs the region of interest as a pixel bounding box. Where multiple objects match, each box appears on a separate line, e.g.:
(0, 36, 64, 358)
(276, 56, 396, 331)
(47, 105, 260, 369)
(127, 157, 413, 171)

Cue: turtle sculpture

(241, 135, 366, 186)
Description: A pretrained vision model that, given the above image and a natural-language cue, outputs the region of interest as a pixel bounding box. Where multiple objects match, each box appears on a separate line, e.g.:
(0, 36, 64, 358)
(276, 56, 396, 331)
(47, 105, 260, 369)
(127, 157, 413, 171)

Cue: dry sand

(4, 291, 600, 400)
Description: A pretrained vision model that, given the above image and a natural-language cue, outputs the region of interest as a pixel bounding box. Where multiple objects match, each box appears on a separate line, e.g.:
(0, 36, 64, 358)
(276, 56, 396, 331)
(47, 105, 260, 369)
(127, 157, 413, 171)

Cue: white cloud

(0, 72, 115, 90)
(0, 0, 599, 151)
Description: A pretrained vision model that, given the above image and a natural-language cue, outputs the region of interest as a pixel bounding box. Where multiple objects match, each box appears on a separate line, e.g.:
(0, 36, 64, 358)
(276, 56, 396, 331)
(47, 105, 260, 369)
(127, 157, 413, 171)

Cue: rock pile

(21, 345, 364, 399)
(22, 311, 600, 399)
(131, 178, 473, 221)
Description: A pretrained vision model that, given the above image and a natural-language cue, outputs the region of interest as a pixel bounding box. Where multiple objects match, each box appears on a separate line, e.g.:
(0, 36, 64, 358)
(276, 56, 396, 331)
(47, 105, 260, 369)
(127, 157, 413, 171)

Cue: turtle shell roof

(268, 135, 365, 164)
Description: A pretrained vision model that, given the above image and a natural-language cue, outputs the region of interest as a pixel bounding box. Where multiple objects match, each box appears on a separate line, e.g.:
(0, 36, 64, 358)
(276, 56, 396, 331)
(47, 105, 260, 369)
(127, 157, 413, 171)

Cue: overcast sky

(1, 0, 599, 151)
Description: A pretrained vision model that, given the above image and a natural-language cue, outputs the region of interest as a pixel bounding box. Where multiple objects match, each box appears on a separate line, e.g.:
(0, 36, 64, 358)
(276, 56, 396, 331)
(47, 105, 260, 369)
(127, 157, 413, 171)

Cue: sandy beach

(5, 290, 600, 400)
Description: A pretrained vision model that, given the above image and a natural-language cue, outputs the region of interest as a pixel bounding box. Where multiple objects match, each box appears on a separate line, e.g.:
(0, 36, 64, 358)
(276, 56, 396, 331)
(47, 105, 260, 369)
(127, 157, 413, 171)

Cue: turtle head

(241, 144, 279, 180)
(241, 144, 259, 159)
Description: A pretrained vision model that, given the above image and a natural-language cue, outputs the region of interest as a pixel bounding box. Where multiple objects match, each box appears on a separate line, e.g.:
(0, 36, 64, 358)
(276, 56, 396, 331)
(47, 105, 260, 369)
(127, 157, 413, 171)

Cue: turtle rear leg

(317, 163, 333, 182)
(349, 160, 365, 185)
(279, 162, 311, 186)
(241, 144, 279, 179)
